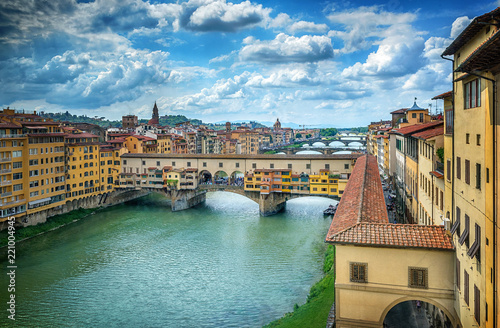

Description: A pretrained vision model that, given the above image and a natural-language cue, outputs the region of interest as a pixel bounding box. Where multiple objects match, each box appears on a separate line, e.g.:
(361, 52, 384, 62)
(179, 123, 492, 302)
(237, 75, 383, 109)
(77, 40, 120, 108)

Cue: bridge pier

(259, 192, 288, 216)
(169, 189, 207, 212)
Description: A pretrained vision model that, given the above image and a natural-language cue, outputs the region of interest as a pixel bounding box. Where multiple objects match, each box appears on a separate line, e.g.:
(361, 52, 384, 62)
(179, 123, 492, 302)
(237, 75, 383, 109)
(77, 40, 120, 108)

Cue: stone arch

(229, 170, 244, 186)
(213, 170, 229, 185)
(379, 296, 456, 327)
(199, 170, 212, 185)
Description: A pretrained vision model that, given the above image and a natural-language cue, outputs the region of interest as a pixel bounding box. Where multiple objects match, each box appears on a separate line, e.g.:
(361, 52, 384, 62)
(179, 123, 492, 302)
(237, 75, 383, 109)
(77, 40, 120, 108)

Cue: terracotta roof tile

(327, 223, 454, 250)
(412, 126, 444, 140)
(432, 91, 452, 100)
(394, 121, 443, 136)
(325, 155, 388, 237)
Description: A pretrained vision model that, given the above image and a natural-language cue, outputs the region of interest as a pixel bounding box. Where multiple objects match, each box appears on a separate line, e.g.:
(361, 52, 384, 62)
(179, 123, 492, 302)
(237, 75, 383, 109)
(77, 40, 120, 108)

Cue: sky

(0, 0, 497, 127)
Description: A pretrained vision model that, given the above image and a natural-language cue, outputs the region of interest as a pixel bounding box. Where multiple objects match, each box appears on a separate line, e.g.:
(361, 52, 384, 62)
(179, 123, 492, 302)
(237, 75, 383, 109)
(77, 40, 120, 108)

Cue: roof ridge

(357, 155, 368, 223)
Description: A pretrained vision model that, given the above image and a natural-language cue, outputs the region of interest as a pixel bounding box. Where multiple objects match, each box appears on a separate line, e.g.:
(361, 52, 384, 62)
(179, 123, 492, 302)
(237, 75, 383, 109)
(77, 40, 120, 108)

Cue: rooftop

(412, 126, 444, 140)
(394, 121, 443, 136)
(326, 155, 388, 237)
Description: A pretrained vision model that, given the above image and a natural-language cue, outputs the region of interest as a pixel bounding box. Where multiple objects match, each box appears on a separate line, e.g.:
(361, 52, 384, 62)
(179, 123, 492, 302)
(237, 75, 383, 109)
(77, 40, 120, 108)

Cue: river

(0, 192, 336, 328)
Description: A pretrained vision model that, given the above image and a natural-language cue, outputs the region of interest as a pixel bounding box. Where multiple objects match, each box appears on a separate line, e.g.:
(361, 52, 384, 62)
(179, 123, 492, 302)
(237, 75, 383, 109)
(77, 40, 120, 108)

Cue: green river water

(0, 192, 336, 328)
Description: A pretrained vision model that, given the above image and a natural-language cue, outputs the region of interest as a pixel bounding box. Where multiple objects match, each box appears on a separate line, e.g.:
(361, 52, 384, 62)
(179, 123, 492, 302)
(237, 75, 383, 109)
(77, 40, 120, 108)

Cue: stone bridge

(134, 183, 340, 216)
(119, 153, 353, 215)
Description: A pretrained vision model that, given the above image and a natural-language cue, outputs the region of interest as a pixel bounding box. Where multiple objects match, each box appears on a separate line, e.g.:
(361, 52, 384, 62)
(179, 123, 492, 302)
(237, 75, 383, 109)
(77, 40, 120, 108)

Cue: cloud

(402, 37, 451, 91)
(239, 33, 334, 63)
(172, 0, 271, 32)
(341, 24, 425, 78)
(327, 6, 417, 53)
(450, 16, 472, 39)
(288, 21, 329, 34)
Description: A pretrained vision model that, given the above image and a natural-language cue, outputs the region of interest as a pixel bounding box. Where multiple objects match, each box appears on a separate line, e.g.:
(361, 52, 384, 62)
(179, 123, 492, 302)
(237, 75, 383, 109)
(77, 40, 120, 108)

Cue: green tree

(295, 133, 302, 138)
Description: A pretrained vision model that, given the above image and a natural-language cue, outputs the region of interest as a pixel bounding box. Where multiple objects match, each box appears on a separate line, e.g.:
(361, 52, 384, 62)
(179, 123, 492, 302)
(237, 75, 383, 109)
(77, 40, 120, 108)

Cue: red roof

(432, 91, 452, 100)
(394, 121, 443, 136)
(108, 137, 126, 143)
(326, 155, 388, 237)
(390, 108, 407, 114)
(65, 132, 99, 139)
(412, 126, 444, 140)
(326, 223, 454, 250)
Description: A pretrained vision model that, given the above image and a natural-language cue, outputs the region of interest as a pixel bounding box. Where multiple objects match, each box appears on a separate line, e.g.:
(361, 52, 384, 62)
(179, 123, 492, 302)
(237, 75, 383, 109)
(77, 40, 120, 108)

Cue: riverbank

(0, 207, 103, 248)
(263, 245, 335, 328)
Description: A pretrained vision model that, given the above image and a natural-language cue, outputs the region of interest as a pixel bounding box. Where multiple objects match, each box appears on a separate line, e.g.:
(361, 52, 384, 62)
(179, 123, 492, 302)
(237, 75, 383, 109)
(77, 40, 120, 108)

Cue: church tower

(148, 101, 160, 125)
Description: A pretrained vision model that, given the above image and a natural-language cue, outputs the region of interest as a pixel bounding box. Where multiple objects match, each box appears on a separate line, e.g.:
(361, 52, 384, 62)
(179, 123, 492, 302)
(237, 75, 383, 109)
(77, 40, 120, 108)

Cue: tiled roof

(443, 7, 500, 56)
(326, 223, 454, 250)
(326, 155, 388, 237)
(432, 91, 452, 100)
(394, 121, 443, 136)
(412, 126, 444, 140)
(390, 108, 408, 114)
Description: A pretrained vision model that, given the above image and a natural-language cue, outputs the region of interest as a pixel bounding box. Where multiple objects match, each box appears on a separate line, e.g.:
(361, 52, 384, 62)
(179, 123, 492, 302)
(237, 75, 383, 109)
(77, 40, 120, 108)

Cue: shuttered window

(446, 159, 451, 180)
(467, 224, 481, 262)
(476, 163, 481, 190)
(457, 157, 461, 179)
(464, 270, 470, 306)
(408, 267, 428, 289)
(474, 285, 480, 323)
(459, 214, 469, 247)
(350, 263, 367, 283)
(465, 159, 470, 185)
(456, 258, 460, 290)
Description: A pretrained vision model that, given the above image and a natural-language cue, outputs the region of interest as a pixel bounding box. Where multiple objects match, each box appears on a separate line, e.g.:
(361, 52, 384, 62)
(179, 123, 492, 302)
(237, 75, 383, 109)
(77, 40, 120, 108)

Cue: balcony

(0, 157, 12, 162)
(0, 169, 12, 174)
(0, 134, 26, 138)
(1, 191, 12, 198)
(0, 180, 12, 186)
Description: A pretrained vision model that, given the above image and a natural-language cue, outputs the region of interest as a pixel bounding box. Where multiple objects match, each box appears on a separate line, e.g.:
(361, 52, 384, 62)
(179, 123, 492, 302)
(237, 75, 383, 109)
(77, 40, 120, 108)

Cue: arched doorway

(230, 171, 244, 186)
(214, 171, 228, 185)
(199, 170, 212, 185)
(383, 299, 453, 328)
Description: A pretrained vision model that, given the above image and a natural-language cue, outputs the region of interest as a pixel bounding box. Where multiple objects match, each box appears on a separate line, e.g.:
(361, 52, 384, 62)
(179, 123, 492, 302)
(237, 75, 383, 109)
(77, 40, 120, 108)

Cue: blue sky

(0, 0, 497, 127)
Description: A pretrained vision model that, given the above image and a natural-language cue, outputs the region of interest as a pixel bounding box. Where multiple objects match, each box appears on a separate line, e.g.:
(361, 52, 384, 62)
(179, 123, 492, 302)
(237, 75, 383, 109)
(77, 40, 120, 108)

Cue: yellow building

(0, 109, 66, 226)
(443, 8, 499, 327)
(65, 132, 102, 201)
(413, 125, 444, 225)
(156, 134, 172, 154)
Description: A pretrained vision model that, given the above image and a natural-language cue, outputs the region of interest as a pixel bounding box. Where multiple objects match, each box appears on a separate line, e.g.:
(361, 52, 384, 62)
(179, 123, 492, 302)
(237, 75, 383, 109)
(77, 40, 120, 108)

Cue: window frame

(350, 262, 368, 283)
(408, 267, 428, 289)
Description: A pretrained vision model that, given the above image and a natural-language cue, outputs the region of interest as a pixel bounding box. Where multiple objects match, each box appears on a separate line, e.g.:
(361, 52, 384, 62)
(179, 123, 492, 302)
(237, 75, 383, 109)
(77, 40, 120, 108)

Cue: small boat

(323, 204, 338, 216)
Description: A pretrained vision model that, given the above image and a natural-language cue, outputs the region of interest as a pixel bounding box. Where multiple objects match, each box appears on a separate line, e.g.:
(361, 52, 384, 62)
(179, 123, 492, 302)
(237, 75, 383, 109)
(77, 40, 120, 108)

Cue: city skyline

(1, 0, 495, 126)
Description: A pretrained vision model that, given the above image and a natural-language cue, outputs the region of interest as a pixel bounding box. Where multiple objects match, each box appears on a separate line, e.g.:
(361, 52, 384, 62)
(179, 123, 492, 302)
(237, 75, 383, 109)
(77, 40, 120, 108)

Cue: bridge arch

(214, 170, 229, 185)
(199, 170, 212, 184)
(380, 296, 456, 328)
(229, 170, 244, 186)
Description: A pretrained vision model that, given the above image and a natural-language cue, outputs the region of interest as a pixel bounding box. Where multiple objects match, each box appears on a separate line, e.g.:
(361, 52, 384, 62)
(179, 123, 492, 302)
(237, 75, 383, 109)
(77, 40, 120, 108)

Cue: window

(459, 214, 470, 247)
(412, 113, 417, 118)
(467, 224, 481, 261)
(306, 164, 311, 169)
(447, 159, 451, 181)
(13, 184, 22, 191)
(419, 113, 424, 122)
(235, 163, 239, 168)
(344, 164, 349, 170)
(477, 134, 481, 146)
(456, 258, 461, 291)
(288, 164, 292, 169)
(270, 163, 274, 169)
(172, 161, 175, 166)
(350, 263, 367, 283)
(157, 161, 160, 166)
(13, 162, 22, 169)
(456, 157, 461, 179)
(465, 78, 481, 109)
(187, 162, 191, 167)
(464, 270, 470, 306)
(203, 162, 207, 167)
(142, 161, 146, 165)
(219, 162, 223, 168)
(252, 163, 256, 169)
(476, 163, 481, 190)
(123, 160, 127, 165)
(465, 159, 470, 185)
(466, 133, 470, 144)
(408, 267, 428, 289)
(325, 164, 330, 169)
(445, 110, 453, 134)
